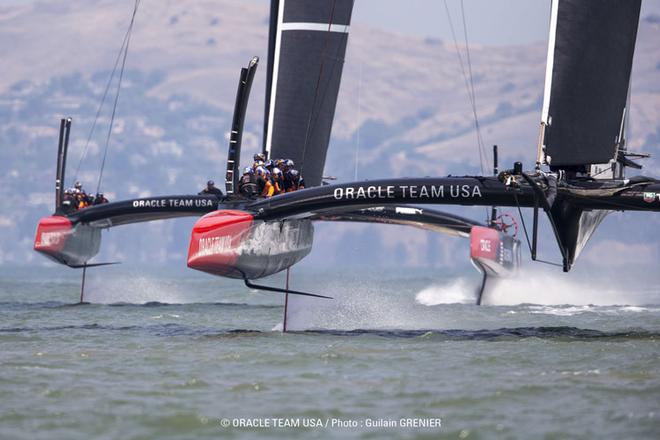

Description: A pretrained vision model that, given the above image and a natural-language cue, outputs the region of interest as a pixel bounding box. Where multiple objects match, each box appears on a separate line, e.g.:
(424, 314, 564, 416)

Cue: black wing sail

(263, 0, 354, 186)
(539, 0, 642, 170)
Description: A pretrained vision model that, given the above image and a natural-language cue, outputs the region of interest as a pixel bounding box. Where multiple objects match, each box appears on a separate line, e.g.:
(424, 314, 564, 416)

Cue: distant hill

(0, 0, 658, 273)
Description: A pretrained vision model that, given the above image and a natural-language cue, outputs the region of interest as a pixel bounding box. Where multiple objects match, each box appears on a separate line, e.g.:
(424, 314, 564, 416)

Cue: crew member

(271, 167, 284, 195)
(62, 189, 77, 213)
(282, 159, 294, 172)
(70, 181, 93, 209)
(255, 166, 275, 197)
(68, 181, 83, 198)
(77, 195, 90, 209)
(198, 180, 222, 197)
(67, 181, 83, 194)
(93, 193, 109, 205)
(252, 153, 266, 170)
(238, 167, 258, 198)
(284, 169, 304, 192)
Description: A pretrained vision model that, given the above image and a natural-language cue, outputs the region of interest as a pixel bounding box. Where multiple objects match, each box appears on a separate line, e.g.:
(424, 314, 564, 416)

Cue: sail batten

(540, 0, 641, 170)
(280, 23, 350, 33)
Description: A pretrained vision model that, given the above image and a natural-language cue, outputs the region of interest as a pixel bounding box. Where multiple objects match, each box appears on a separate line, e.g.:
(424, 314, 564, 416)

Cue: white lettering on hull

(195, 221, 314, 259)
(132, 199, 215, 209)
(197, 236, 233, 256)
(333, 185, 482, 200)
(39, 231, 68, 247)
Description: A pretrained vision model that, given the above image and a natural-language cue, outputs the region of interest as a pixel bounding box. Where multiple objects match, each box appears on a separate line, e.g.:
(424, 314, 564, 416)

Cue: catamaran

(34, 1, 658, 317)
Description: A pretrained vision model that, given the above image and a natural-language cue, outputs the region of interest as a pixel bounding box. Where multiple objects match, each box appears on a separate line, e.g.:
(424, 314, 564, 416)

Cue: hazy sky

(246, 0, 549, 44)
(353, 0, 550, 45)
(249, 0, 660, 45)
(9, 0, 660, 45)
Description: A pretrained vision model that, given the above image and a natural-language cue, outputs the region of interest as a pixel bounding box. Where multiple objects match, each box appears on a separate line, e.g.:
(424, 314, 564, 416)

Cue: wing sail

(539, 0, 641, 169)
(263, 0, 354, 186)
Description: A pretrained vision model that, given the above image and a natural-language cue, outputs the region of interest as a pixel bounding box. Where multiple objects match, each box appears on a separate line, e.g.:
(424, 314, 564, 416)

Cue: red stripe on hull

(34, 215, 73, 257)
(470, 226, 500, 261)
(187, 210, 254, 278)
(34, 215, 101, 266)
(470, 226, 520, 277)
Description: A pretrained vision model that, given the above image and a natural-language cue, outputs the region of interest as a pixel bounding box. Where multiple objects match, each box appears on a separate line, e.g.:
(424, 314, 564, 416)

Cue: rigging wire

(513, 192, 563, 268)
(442, 0, 488, 174)
(443, 0, 493, 224)
(300, 41, 349, 177)
(299, 0, 339, 177)
(513, 193, 533, 253)
(95, 0, 141, 195)
(72, 18, 134, 184)
(588, 165, 617, 179)
(300, 4, 355, 168)
(459, 0, 488, 169)
(354, 61, 362, 181)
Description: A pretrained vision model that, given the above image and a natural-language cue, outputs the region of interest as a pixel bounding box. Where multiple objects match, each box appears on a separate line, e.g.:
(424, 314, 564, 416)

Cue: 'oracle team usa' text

(333, 185, 482, 200)
(132, 198, 216, 209)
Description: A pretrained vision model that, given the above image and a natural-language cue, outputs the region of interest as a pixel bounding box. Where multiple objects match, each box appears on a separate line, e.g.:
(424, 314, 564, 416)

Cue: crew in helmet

(252, 153, 267, 170)
(238, 167, 258, 198)
(61, 189, 77, 213)
(271, 167, 284, 195)
(67, 181, 83, 195)
(68, 181, 92, 209)
(284, 169, 304, 192)
(283, 159, 295, 172)
(255, 166, 275, 197)
(198, 180, 224, 196)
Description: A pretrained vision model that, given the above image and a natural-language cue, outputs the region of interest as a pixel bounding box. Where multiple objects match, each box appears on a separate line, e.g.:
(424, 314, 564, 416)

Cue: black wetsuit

(283, 171, 304, 192)
(61, 194, 77, 214)
(272, 176, 284, 194)
(282, 173, 294, 192)
(198, 187, 224, 196)
(256, 176, 268, 196)
(93, 195, 109, 205)
(238, 174, 258, 198)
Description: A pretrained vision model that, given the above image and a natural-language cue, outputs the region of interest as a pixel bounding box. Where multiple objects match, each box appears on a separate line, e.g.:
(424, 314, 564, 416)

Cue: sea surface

(0, 265, 659, 439)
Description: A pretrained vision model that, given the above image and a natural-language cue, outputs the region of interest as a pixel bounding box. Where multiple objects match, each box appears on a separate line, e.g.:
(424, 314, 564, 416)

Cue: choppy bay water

(0, 266, 659, 439)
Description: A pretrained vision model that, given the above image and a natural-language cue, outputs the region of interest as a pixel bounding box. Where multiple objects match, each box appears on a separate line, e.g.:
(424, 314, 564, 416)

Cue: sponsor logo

(333, 185, 482, 200)
(197, 236, 233, 256)
(480, 239, 492, 252)
(39, 231, 65, 247)
(132, 198, 216, 209)
(643, 192, 656, 203)
(395, 207, 423, 215)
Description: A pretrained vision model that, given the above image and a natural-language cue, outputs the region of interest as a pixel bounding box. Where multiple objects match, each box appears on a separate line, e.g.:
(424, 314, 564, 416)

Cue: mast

(490, 145, 498, 225)
(263, 0, 281, 158)
(536, 0, 558, 168)
(55, 118, 72, 213)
